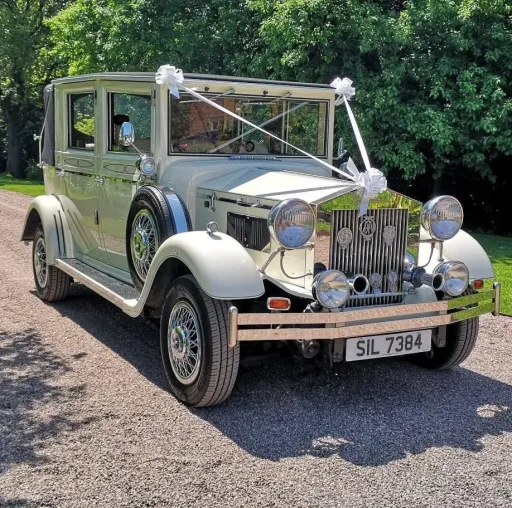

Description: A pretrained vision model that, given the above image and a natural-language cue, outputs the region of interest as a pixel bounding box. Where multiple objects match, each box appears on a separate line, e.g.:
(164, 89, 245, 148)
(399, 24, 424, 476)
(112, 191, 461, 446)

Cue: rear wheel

(160, 275, 240, 407)
(32, 227, 71, 302)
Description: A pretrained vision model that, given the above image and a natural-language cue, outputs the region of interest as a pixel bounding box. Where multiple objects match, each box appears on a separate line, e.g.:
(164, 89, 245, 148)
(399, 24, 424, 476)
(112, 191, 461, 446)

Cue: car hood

(201, 166, 359, 205)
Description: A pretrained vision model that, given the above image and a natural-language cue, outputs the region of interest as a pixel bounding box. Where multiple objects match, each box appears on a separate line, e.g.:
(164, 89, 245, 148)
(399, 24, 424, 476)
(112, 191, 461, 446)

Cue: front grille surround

(329, 208, 409, 307)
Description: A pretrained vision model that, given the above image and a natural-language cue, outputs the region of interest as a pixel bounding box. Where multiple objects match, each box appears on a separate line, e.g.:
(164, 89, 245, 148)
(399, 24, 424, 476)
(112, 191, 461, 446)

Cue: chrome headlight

(312, 270, 350, 309)
(421, 196, 463, 241)
(268, 199, 315, 249)
(435, 261, 469, 296)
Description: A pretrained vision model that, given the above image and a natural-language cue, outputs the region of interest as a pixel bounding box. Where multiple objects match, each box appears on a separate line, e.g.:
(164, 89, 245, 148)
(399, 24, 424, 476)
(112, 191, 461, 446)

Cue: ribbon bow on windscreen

(155, 65, 184, 98)
(155, 64, 387, 215)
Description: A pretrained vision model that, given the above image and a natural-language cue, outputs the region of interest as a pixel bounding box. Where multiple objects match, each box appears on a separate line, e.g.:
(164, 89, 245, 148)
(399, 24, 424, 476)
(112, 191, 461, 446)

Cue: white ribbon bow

(155, 65, 184, 98)
(155, 65, 387, 215)
(330, 77, 355, 105)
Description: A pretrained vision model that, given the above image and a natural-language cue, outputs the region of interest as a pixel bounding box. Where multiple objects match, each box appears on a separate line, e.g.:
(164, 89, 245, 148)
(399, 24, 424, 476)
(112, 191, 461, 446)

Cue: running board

(55, 258, 143, 316)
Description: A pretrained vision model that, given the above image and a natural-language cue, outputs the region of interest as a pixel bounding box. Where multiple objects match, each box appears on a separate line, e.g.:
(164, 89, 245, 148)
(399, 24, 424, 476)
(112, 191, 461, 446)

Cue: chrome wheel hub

(168, 301, 202, 385)
(130, 210, 158, 280)
(34, 236, 48, 288)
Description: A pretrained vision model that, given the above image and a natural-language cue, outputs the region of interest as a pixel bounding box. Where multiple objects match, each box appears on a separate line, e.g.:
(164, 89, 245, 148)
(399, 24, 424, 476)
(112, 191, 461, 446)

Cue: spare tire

(126, 186, 191, 290)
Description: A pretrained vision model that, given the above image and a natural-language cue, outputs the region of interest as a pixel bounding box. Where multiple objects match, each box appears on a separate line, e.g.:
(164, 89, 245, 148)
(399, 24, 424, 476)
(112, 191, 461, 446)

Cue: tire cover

(126, 186, 191, 288)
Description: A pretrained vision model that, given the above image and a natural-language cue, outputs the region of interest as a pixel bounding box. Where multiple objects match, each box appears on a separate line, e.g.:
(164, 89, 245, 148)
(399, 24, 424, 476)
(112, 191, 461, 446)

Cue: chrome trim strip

(227, 287, 498, 346)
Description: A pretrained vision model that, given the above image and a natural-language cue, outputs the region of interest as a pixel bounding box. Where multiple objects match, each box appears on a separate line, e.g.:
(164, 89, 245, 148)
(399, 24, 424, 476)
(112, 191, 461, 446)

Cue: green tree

(0, 1, 67, 177)
(248, 0, 512, 182)
(48, 0, 262, 75)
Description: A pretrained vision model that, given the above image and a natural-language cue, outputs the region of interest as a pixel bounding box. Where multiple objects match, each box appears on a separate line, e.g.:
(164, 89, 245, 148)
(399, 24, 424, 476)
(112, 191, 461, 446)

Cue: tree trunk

(1, 99, 24, 178)
(6, 114, 23, 178)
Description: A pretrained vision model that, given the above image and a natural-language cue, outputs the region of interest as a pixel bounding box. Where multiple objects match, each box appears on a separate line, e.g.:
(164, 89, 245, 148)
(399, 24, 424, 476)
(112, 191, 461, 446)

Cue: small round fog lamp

(312, 270, 350, 309)
(435, 261, 469, 297)
(137, 154, 156, 177)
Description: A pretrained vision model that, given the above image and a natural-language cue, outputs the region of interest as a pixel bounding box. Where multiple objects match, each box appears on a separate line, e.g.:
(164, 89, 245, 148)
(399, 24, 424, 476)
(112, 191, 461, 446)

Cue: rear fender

(20, 195, 74, 264)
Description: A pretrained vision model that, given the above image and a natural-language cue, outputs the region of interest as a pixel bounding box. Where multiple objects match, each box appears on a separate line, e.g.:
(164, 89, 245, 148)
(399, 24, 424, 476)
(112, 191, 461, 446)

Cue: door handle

(56, 169, 65, 177)
(95, 177, 105, 185)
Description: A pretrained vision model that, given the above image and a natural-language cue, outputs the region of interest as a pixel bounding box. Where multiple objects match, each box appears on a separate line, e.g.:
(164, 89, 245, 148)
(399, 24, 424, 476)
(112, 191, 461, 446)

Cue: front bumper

(228, 282, 501, 348)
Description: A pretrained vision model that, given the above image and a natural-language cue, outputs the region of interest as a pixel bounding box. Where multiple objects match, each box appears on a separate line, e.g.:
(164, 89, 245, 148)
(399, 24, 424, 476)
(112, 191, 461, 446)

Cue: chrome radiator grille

(329, 208, 409, 307)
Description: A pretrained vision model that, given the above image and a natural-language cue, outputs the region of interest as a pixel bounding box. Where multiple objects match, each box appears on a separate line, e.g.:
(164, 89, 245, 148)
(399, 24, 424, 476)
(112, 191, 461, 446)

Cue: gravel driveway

(0, 190, 511, 507)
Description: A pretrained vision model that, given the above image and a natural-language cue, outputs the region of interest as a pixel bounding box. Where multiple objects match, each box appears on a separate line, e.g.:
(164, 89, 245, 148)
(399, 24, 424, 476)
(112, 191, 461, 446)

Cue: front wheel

(413, 317, 479, 370)
(160, 275, 240, 407)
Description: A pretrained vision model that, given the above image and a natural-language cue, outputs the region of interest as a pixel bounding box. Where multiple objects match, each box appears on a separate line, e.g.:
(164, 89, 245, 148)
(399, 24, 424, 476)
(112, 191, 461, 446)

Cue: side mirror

(119, 122, 135, 147)
(334, 137, 347, 160)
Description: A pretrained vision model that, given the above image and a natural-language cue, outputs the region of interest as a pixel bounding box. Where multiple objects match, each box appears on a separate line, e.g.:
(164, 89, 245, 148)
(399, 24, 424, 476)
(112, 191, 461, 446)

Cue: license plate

(345, 330, 432, 362)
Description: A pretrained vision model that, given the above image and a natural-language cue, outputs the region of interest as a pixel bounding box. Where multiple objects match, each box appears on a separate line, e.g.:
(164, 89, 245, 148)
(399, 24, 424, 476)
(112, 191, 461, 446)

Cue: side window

(109, 93, 152, 153)
(68, 93, 95, 149)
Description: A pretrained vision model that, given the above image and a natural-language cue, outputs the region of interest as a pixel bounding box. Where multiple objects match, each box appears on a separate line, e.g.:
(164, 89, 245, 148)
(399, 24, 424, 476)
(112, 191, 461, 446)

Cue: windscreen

(169, 94, 327, 157)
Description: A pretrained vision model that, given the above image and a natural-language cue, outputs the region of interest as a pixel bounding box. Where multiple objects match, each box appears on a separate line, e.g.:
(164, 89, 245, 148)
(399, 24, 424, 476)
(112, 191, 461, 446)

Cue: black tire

(160, 275, 240, 407)
(413, 310, 479, 370)
(126, 186, 176, 290)
(32, 227, 71, 302)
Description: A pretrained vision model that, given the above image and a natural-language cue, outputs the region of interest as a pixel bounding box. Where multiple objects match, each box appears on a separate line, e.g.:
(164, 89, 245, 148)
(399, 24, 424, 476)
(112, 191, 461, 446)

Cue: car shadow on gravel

(0, 329, 97, 474)
(49, 286, 512, 467)
(199, 358, 512, 466)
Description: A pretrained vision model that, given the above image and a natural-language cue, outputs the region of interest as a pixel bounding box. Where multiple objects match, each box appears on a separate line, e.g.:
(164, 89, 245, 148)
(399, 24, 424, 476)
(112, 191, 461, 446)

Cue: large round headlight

(312, 270, 350, 309)
(421, 196, 463, 241)
(435, 261, 469, 296)
(268, 199, 315, 248)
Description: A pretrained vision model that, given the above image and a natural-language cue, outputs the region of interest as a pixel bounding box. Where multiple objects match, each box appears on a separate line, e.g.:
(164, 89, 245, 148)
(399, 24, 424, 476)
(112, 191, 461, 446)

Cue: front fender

(418, 230, 494, 280)
(20, 195, 74, 264)
(143, 231, 264, 300)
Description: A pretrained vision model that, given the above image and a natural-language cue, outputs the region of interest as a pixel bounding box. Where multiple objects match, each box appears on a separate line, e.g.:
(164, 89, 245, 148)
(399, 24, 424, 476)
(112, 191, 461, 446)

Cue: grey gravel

(0, 189, 511, 508)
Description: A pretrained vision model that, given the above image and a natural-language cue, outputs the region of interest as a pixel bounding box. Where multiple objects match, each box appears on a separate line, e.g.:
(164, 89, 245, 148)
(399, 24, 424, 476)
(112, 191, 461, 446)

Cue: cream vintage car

(22, 68, 501, 407)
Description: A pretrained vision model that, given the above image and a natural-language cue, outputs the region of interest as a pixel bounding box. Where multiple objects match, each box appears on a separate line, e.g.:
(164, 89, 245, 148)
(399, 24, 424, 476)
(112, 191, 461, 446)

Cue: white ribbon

(156, 65, 387, 215)
(330, 77, 387, 214)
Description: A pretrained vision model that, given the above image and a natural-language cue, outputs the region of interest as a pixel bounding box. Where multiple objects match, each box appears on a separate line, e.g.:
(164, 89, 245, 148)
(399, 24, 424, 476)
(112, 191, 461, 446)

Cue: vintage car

(22, 69, 501, 407)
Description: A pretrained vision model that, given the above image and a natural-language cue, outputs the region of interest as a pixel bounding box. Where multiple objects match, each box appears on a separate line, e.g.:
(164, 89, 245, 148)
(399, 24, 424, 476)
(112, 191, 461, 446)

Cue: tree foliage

(1, 0, 511, 230)
(0, 0, 67, 176)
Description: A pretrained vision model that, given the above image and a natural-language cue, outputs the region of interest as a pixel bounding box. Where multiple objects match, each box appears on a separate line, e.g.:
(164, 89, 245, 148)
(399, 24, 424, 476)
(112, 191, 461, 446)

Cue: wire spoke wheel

(130, 209, 159, 281)
(33, 236, 48, 288)
(168, 301, 202, 385)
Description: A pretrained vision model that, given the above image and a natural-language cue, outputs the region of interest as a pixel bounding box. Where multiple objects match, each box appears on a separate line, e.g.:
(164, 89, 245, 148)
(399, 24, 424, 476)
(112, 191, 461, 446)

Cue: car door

(56, 84, 104, 263)
(97, 82, 155, 277)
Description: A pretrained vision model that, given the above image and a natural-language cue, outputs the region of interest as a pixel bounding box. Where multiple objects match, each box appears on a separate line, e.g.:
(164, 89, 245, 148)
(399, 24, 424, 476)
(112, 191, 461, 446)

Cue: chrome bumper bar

(228, 282, 501, 348)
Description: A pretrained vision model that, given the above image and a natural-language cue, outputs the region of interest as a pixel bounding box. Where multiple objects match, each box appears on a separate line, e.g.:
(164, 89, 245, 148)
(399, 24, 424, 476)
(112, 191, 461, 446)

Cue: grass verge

(0, 174, 45, 197)
(471, 234, 512, 316)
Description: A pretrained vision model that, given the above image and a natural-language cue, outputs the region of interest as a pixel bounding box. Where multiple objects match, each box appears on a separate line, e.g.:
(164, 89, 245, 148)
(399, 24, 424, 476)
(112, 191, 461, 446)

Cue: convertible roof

(52, 72, 333, 90)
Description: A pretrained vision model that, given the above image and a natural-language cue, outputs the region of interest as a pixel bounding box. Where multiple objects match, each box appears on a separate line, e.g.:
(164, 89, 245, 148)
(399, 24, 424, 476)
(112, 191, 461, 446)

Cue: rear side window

(68, 93, 95, 150)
